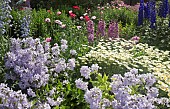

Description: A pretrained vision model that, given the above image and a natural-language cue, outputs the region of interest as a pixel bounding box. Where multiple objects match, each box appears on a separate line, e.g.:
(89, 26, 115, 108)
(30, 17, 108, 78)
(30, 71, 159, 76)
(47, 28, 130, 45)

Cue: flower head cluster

(86, 20, 94, 43)
(0, 83, 31, 108)
(75, 78, 88, 91)
(0, 0, 13, 35)
(80, 66, 91, 79)
(60, 39, 68, 52)
(80, 64, 99, 79)
(84, 87, 102, 109)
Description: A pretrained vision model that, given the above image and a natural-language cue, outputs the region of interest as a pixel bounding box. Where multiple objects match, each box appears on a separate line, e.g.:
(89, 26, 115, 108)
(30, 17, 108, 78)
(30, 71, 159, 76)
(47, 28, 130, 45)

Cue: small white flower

(91, 16, 96, 20)
(80, 16, 84, 20)
(54, 20, 62, 25)
(77, 26, 82, 30)
(45, 18, 51, 22)
(83, 13, 88, 16)
(69, 10, 73, 14)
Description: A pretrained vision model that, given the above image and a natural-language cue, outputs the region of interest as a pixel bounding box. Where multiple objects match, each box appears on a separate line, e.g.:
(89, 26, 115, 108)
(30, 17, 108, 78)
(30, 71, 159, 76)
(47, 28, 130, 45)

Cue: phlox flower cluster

(77, 65, 170, 108)
(84, 87, 102, 109)
(80, 64, 99, 79)
(0, 0, 13, 35)
(75, 78, 88, 91)
(110, 68, 170, 109)
(0, 83, 31, 109)
(5, 37, 76, 90)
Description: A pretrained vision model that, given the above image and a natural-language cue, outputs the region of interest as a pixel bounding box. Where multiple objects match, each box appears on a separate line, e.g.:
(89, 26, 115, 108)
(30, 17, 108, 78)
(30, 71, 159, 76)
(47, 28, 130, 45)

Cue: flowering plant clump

(79, 38, 170, 96)
(76, 66, 170, 109)
(3, 37, 82, 108)
(0, 83, 31, 108)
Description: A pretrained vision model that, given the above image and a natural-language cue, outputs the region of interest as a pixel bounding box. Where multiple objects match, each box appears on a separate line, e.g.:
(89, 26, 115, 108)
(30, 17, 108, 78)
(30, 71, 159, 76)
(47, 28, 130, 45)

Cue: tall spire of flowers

(138, 0, 145, 26)
(86, 20, 94, 43)
(108, 21, 119, 39)
(149, 0, 156, 29)
(96, 19, 106, 37)
(144, 2, 150, 19)
(158, 0, 169, 18)
(20, 9, 31, 37)
(0, 0, 13, 35)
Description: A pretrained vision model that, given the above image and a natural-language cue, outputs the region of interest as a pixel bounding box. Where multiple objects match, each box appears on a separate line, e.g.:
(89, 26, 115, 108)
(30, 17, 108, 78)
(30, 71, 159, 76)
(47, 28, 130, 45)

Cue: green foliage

(0, 35, 9, 83)
(137, 17, 170, 51)
(92, 7, 138, 26)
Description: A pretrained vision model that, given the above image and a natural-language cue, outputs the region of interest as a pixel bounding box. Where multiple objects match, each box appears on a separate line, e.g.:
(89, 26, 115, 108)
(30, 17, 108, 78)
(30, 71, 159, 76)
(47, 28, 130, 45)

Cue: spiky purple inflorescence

(96, 20, 106, 37)
(159, 0, 169, 18)
(144, 2, 150, 19)
(108, 21, 119, 39)
(138, 0, 144, 26)
(149, 0, 156, 29)
(87, 20, 94, 43)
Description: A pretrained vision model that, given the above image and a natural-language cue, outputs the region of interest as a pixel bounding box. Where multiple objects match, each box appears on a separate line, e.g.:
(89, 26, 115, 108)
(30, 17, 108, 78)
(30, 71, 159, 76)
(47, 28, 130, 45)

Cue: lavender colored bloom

(96, 20, 106, 37)
(67, 58, 75, 70)
(75, 78, 88, 91)
(84, 87, 102, 107)
(27, 88, 36, 97)
(55, 59, 66, 73)
(70, 49, 77, 55)
(0, 83, 31, 108)
(91, 64, 99, 72)
(101, 98, 111, 108)
(49, 87, 56, 96)
(61, 44, 68, 52)
(87, 20, 94, 43)
(80, 66, 91, 79)
(5, 38, 70, 89)
(61, 39, 67, 45)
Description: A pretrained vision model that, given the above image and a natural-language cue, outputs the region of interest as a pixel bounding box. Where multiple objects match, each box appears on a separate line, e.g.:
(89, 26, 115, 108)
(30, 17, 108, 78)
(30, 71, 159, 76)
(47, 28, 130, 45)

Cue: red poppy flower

(84, 15, 90, 22)
(73, 6, 80, 10)
(69, 12, 76, 18)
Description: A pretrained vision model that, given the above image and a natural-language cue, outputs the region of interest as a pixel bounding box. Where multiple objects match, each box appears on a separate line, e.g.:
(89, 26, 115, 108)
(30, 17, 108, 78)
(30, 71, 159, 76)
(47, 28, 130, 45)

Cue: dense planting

(1, 0, 170, 108)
